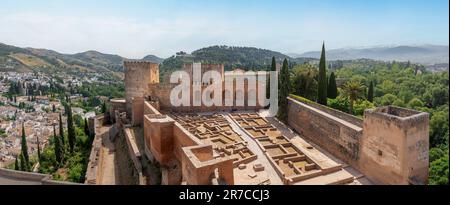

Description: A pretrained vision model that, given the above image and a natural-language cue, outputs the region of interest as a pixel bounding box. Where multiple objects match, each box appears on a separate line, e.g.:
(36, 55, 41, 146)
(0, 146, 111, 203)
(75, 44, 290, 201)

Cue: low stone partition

(229, 113, 343, 185)
(181, 145, 234, 185)
(0, 168, 80, 185)
(84, 131, 103, 184)
(287, 97, 363, 165)
(85, 114, 111, 185)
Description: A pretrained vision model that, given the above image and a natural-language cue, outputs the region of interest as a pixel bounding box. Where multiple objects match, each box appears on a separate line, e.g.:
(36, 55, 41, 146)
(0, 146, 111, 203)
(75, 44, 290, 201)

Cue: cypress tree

(14, 157, 19, 171)
(266, 57, 277, 100)
(317, 42, 328, 105)
(66, 105, 75, 153)
(84, 118, 90, 137)
(59, 113, 65, 146)
(36, 136, 41, 165)
(368, 81, 374, 103)
(20, 123, 30, 167)
(327, 72, 338, 99)
(277, 59, 290, 123)
(19, 154, 25, 171)
(53, 125, 62, 165)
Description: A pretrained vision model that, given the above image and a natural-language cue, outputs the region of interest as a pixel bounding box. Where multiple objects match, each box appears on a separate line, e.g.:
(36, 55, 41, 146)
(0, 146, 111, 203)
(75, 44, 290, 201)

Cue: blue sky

(0, 0, 448, 58)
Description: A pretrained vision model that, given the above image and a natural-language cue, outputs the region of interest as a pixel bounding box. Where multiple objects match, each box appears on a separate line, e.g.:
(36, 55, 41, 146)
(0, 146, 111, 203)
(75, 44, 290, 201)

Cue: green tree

(408, 98, 424, 109)
(430, 110, 449, 147)
(380, 94, 398, 106)
(277, 59, 290, 122)
(423, 86, 449, 108)
(291, 63, 318, 101)
(19, 154, 26, 171)
(84, 118, 90, 137)
(368, 81, 374, 102)
(14, 157, 19, 171)
(327, 72, 338, 99)
(53, 125, 62, 165)
(20, 123, 30, 169)
(353, 100, 375, 116)
(429, 153, 449, 185)
(59, 113, 65, 146)
(66, 105, 76, 153)
(317, 42, 328, 105)
(37, 136, 41, 165)
(328, 96, 349, 113)
(341, 81, 365, 115)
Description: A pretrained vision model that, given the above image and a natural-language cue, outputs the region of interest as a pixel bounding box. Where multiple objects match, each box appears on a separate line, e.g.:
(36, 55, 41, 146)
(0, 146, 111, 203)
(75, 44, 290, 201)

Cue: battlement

(361, 106, 429, 184)
(364, 106, 429, 127)
(123, 60, 159, 66)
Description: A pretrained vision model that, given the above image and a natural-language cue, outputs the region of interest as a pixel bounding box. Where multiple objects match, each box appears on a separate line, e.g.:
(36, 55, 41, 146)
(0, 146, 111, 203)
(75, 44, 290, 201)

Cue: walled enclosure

(99, 60, 431, 185)
(287, 97, 429, 185)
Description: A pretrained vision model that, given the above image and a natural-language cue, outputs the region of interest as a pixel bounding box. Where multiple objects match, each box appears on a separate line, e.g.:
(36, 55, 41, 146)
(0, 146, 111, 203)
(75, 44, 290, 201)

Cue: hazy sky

(0, 0, 448, 58)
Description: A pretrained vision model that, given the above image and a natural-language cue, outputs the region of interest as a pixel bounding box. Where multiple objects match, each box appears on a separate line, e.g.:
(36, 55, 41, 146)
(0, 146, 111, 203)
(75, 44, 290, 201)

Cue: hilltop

(159, 45, 315, 79)
(0, 43, 166, 76)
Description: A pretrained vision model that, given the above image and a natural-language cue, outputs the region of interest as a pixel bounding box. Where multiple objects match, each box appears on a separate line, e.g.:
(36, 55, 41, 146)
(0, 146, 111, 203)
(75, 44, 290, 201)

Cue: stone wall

(290, 95, 363, 127)
(287, 97, 430, 185)
(114, 130, 141, 185)
(287, 97, 363, 165)
(0, 168, 80, 185)
(85, 114, 111, 185)
(148, 80, 266, 113)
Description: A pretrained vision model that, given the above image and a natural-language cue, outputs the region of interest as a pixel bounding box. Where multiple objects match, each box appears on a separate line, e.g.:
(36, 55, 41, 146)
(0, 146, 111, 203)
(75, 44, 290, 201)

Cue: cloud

(0, 12, 236, 58)
(0, 12, 343, 58)
(1, 10, 446, 59)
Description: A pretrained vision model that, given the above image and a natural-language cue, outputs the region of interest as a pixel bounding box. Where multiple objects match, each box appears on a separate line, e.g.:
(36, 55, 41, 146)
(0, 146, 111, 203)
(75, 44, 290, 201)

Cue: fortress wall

(114, 130, 141, 185)
(287, 96, 430, 185)
(84, 130, 103, 184)
(148, 80, 265, 113)
(360, 107, 429, 185)
(287, 97, 362, 166)
(0, 168, 80, 185)
(290, 96, 363, 127)
(85, 114, 112, 184)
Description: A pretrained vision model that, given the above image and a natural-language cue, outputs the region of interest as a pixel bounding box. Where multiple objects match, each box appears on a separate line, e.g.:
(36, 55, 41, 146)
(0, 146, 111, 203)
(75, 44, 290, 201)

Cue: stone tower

(360, 106, 429, 185)
(123, 61, 159, 122)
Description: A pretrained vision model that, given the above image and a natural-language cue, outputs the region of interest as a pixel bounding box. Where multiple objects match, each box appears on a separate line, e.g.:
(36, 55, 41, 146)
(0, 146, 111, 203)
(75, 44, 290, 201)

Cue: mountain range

(1, 42, 448, 76)
(291, 45, 449, 65)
